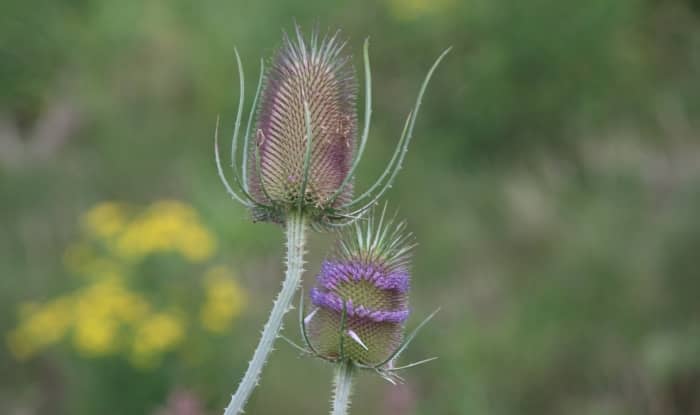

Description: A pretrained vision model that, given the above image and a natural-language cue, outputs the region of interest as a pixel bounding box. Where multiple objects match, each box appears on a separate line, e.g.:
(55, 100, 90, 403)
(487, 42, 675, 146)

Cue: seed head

(248, 28, 357, 223)
(216, 26, 450, 229)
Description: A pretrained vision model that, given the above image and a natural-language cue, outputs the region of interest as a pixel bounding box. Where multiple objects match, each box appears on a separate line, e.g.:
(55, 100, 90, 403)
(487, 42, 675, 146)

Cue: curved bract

(215, 26, 450, 228)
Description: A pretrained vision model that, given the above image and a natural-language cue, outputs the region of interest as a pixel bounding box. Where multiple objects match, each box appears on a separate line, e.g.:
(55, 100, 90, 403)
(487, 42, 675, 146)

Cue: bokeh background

(2, 0, 700, 414)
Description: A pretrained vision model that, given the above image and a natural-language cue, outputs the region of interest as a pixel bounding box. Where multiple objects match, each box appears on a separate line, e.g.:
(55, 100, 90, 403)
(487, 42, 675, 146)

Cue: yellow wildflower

(177, 224, 216, 262)
(71, 276, 149, 356)
(131, 312, 185, 367)
(73, 314, 118, 356)
(82, 201, 128, 239)
(114, 200, 215, 262)
(9, 199, 223, 367)
(7, 297, 73, 360)
(111, 291, 150, 323)
(200, 266, 246, 333)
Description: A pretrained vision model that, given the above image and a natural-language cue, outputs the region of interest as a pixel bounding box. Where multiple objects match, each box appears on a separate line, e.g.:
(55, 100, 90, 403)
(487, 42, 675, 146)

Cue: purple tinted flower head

(248, 29, 357, 217)
(215, 25, 450, 227)
(303, 205, 417, 366)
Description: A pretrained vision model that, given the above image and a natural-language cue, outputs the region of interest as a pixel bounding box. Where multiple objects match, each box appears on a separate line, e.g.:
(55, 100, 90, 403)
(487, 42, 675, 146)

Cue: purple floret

(305, 207, 417, 364)
(317, 260, 410, 293)
(310, 288, 410, 323)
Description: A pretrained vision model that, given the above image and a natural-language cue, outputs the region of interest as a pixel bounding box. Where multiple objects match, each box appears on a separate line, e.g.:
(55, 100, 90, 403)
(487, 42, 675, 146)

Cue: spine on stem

(223, 211, 307, 415)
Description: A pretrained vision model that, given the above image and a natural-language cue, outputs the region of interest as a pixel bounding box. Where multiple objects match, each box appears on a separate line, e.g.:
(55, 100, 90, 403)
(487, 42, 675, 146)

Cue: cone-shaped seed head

(248, 29, 357, 220)
(307, 210, 413, 365)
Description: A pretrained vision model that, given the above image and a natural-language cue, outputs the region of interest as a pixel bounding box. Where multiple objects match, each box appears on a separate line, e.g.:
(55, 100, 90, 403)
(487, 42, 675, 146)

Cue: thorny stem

(223, 211, 307, 415)
(331, 361, 355, 415)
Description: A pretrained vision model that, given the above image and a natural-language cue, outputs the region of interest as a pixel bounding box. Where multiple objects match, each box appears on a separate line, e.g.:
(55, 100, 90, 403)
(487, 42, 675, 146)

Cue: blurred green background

(2, 0, 700, 414)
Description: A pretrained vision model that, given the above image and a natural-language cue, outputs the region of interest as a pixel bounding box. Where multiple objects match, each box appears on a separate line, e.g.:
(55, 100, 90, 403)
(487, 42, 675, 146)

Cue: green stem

(331, 361, 355, 415)
(223, 211, 307, 415)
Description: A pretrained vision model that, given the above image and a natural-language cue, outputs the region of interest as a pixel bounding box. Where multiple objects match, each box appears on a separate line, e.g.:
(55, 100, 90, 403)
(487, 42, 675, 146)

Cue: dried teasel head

(248, 29, 357, 220)
(216, 25, 449, 228)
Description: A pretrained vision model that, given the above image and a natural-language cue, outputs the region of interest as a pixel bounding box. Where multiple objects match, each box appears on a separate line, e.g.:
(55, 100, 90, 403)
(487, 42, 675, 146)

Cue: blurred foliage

(1, 0, 700, 414)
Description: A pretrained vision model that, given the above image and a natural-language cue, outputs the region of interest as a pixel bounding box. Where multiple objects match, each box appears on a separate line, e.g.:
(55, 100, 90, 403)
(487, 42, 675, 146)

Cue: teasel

(215, 25, 448, 415)
(284, 206, 438, 415)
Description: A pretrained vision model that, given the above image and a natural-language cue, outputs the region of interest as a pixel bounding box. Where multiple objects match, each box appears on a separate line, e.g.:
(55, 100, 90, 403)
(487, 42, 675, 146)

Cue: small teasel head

(216, 25, 450, 227)
(295, 206, 436, 378)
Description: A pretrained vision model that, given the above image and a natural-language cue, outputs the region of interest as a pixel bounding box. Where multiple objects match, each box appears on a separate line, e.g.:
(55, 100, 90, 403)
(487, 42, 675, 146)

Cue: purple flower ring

(305, 208, 415, 365)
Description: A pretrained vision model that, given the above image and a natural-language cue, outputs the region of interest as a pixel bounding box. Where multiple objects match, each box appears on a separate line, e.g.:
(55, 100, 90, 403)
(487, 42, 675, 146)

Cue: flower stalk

(289, 206, 439, 414)
(215, 25, 448, 414)
(223, 211, 307, 415)
(331, 360, 355, 415)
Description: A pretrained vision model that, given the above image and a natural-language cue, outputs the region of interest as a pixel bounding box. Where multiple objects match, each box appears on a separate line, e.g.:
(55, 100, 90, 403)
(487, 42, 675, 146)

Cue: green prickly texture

(334, 279, 407, 312)
(308, 309, 403, 365)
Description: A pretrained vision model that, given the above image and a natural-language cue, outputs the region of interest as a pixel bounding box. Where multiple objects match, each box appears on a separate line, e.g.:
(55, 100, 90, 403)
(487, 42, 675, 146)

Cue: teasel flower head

(215, 25, 450, 228)
(247, 28, 357, 221)
(289, 206, 438, 383)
